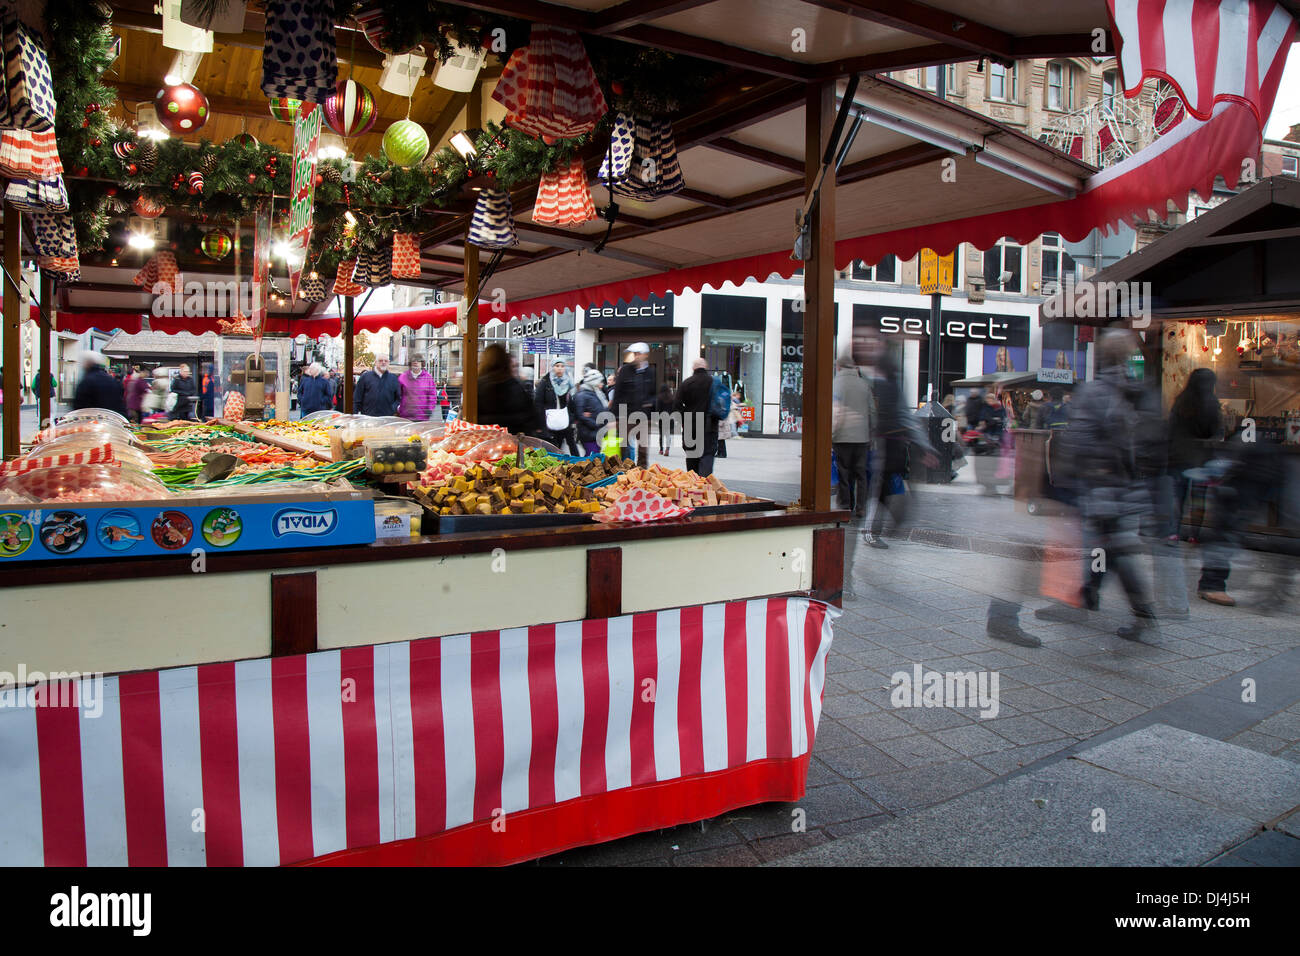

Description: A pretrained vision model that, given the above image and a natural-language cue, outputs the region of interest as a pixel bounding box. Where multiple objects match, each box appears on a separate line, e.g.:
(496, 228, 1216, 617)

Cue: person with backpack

(675, 357, 723, 477)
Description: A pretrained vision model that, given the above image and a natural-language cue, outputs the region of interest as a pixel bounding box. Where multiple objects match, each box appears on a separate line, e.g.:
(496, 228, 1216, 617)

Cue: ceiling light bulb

(127, 233, 156, 250)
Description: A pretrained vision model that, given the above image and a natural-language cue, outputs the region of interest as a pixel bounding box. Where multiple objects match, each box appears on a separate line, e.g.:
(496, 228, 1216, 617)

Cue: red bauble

(611, 80, 625, 95)
(90, 137, 102, 147)
(156, 83, 210, 134)
(105, 186, 116, 196)
(315, 174, 323, 186)
(126, 163, 138, 176)
(248, 173, 258, 184)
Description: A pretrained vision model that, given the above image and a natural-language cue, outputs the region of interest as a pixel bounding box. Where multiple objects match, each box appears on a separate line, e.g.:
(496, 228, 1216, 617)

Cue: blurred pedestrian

(832, 353, 875, 519)
(124, 366, 150, 423)
(200, 363, 217, 419)
(72, 351, 126, 415)
(168, 362, 197, 420)
(612, 342, 655, 467)
(1166, 369, 1221, 540)
(476, 344, 536, 433)
(653, 382, 676, 454)
(1060, 329, 1160, 642)
(573, 365, 609, 456)
(298, 363, 334, 416)
(675, 357, 719, 476)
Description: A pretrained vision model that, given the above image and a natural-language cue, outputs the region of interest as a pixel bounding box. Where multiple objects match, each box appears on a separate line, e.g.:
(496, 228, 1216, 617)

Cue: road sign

(919, 248, 954, 296)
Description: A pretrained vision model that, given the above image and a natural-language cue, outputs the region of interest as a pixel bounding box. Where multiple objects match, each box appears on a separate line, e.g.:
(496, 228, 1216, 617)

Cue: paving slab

(1073, 723, 1300, 820)
(770, 758, 1260, 867)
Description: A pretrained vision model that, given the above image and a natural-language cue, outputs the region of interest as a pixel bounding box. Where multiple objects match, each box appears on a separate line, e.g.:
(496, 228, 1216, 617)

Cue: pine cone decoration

(200, 152, 218, 176)
(319, 163, 342, 185)
(136, 140, 157, 174)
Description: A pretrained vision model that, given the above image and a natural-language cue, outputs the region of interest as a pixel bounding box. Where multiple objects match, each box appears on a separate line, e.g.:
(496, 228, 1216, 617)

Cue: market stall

(0, 0, 1293, 868)
(1042, 175, 1300, 539)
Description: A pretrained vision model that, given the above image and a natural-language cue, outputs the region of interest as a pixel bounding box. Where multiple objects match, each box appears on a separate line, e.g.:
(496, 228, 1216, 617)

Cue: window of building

(850, 255, 898, 283)
(1102, 69, 1119, 111)
(983, 240, 1024, 295)
(1046, 61, 1075, 111)
(988, 63, 1015, 102)
(921, 66, 938, 91)
(1040, 233, 1076, 293)
(1284, 155, 1299, 177)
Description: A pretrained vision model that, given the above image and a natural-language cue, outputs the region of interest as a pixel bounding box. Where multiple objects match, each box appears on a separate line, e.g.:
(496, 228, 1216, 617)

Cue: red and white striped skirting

(0, 597, 836, 866)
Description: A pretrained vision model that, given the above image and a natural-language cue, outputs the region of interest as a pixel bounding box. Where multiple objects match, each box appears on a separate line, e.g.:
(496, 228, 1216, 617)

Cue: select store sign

(852, 304, 1029, 346)
(584, 293, 675, 328)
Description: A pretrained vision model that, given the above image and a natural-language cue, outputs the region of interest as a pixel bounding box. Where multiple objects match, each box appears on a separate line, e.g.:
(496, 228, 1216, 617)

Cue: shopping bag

(1039, 518, 1084, 607)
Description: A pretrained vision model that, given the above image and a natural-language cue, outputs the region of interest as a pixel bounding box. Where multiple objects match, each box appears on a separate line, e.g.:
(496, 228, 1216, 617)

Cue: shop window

(1284, 155, 1298, 177)
(1101, 69, 1119, 111)
(850, 255, 897, 283)
(1040, 233, 1076, 293)
(988, 63, 1015, 103)
(1046, 61, 1076, 111)
(983, 239, 1024, 295)
(920, 66, 938, 91)
(919, 65, 957, 96)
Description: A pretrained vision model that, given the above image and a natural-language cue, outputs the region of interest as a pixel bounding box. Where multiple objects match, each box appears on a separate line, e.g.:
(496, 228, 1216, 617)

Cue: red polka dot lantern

(268, 97, 301, 124)
(155, 83, 209, 134)
(323, 79, 377, 137)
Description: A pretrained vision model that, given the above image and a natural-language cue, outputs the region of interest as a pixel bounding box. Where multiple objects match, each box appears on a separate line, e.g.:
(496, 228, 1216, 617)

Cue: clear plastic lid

(32, 420, 134, 446)
(60, 408, 129, 426)
(27, 435, 155, 471)
(0, 464, 172, 503)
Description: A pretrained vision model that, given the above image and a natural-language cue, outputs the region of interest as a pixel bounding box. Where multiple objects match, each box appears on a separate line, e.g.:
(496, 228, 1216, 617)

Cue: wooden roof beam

(705, 138, 804, 175)
(802, 0, 1015, 60)
(589, 0, 718, 34)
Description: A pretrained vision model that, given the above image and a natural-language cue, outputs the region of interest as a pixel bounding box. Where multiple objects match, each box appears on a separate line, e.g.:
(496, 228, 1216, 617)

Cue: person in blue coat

(298, 363, 334, 416)
(353, 356, 401, 416)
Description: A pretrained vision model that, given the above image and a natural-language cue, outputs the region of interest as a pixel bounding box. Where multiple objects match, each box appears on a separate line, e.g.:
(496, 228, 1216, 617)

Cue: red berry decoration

(156, 83, 210, 134)
(126, 163, 138, 176)
(611, 80, 625, 95)
(248, 173, 258, 184)
(90, 137, 102, 147)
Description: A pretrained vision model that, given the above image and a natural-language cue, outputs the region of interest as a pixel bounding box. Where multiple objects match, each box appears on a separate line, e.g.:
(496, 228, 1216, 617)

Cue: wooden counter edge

(0, 508, 851, 587)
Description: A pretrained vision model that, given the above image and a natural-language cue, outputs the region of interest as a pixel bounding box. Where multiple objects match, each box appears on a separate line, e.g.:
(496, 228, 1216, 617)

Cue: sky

(1265, 43, 1300, 139)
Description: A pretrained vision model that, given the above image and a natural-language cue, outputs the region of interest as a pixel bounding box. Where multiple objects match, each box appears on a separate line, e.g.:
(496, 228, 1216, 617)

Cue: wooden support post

(460, 80, 484, 425)
(2, 202, 20, 459)
(800, 83, 835, 512)
(39, 272, 53, 427)
(342, 296, 354, 413)
(462, 246, 479, 423)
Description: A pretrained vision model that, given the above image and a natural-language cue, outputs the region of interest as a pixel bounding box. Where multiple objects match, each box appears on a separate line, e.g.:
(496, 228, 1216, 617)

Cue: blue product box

(0, 492, 377, 562)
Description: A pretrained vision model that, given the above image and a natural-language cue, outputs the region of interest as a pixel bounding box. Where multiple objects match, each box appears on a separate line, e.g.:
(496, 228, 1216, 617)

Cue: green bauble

(382, 120, 430, 167)
(202, 229, 233, 261)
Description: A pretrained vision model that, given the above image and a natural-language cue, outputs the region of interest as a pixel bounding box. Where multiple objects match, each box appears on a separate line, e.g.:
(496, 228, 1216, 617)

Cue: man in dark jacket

(674, 358, 719, 476)
(612, 342, 656, 467)
(298, 364, 333, 416)
(353, 356, 401, 416)
(168, 363, 197, 420)
(199, 363, 218, 419)
(72, 352, 126, 415)
(1060, 329, 1159, 641)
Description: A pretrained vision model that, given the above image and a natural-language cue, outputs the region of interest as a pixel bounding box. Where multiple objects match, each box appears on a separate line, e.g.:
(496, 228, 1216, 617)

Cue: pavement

(539, 437, 1300, 867)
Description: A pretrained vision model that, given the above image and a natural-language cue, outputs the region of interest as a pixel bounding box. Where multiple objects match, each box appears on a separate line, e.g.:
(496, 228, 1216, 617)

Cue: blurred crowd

(834, 327, 1295, 644)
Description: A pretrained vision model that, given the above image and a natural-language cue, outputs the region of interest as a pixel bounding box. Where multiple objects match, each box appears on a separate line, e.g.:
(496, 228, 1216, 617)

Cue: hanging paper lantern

(156, 83, 210, 134)
(533, 157, 597, 227)
(382, 119, 429, 167)
(201, 229, 233, 260)
(467, 189, 517, 249)
(492, 25, 608, 140)
(323, 79, 377, 137)
(187, 170, 205, 194)
(133, 195, 165, 219)
(299, 273, 328, 302)
(268, 97, 301, 124)
(354, 6, 421, 56)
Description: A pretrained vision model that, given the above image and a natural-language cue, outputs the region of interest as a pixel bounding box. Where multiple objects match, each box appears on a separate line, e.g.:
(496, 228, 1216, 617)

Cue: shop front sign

(584, 293, 675, 328)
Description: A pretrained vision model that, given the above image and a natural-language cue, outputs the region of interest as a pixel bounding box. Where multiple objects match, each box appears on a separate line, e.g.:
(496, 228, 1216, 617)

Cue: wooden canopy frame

(3, 0, 1118, 509)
